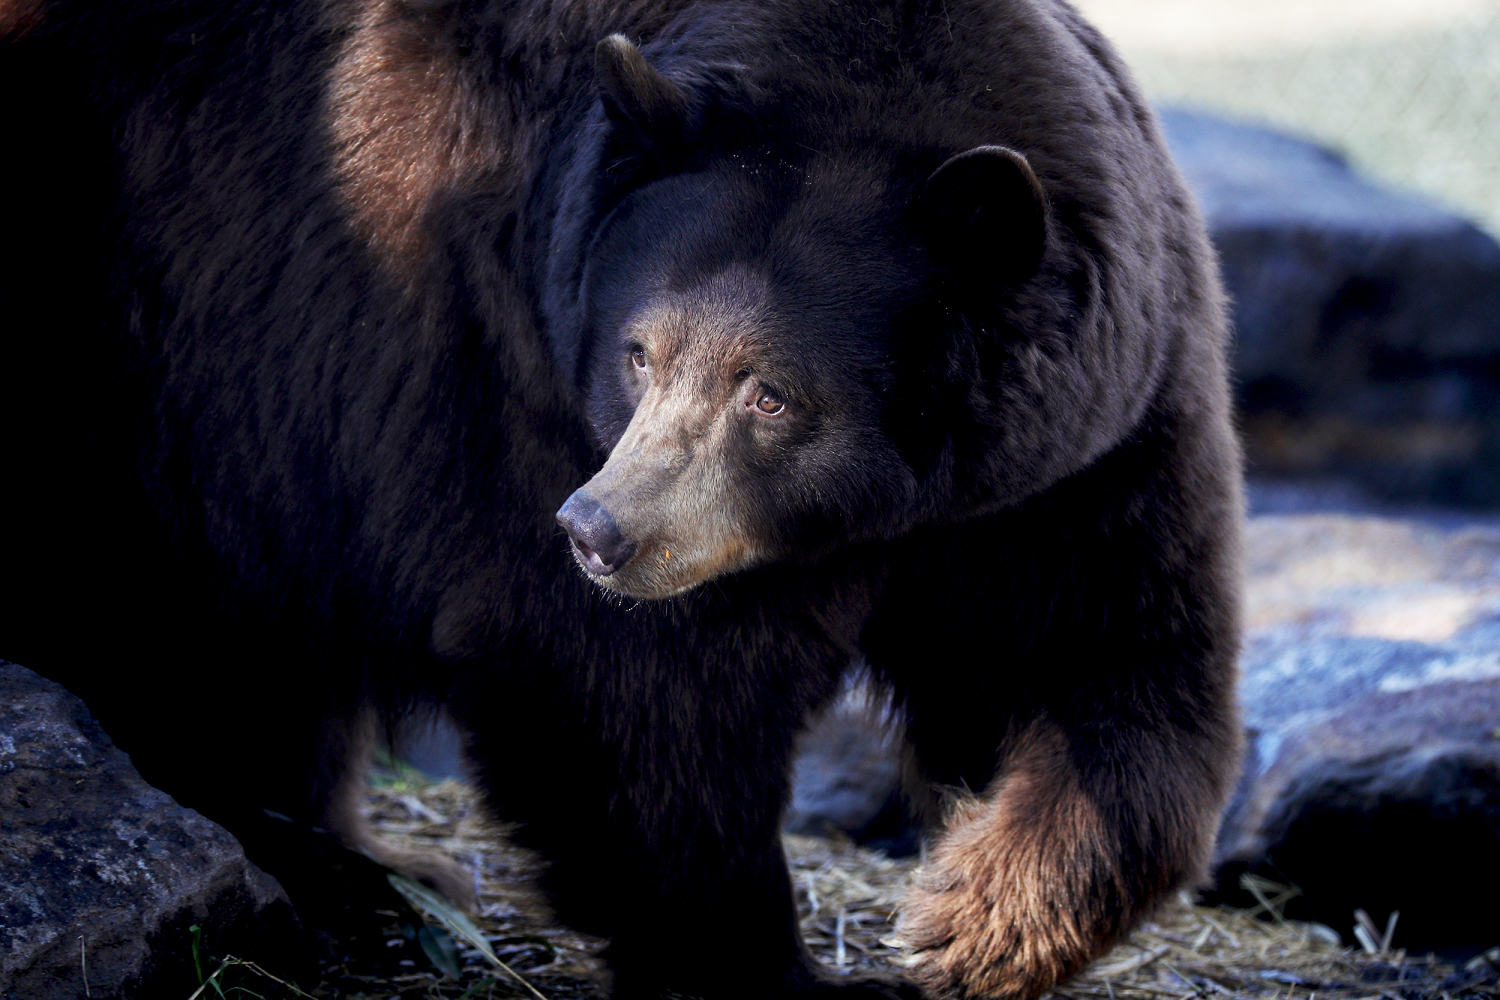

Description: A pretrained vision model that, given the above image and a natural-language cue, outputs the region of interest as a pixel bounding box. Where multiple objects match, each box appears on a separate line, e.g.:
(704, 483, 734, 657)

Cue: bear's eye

(752, 391, 785, 417)
(629, 346, 648, 371)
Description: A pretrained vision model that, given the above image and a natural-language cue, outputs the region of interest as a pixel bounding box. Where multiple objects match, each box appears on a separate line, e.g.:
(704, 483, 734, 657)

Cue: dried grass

(263, 780, 1497, 1000)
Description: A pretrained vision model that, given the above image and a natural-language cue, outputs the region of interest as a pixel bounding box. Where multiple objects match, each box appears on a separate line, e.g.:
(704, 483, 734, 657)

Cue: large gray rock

(1161, 109, 1500, 507)
(1214, 514, 1500, 950)
(0, 661, 299, 1000)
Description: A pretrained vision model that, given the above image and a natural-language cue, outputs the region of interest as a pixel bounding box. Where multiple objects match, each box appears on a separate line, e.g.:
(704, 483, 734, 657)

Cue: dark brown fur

(0, 0, 43, 39)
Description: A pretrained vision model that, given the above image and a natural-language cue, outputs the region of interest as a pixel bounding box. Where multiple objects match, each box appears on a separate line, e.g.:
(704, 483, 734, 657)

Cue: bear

(0, 1, 1243, 998)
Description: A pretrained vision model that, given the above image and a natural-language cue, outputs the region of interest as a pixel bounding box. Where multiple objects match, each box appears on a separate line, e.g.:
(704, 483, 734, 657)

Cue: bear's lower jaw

(573, 538, 759, 600)
(579, 562, 707, 601)
(585, 575, 686, 600)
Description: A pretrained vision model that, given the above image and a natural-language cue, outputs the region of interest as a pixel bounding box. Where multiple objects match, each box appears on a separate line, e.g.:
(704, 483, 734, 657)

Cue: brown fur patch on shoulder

(899, 721, 1124, 1000)
(326, 0, 516, 275)
(0, 0, 46, 40)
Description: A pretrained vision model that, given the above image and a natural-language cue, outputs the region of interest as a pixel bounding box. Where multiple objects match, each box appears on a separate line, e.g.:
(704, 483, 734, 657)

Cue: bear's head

(552, 36, 1056, 600)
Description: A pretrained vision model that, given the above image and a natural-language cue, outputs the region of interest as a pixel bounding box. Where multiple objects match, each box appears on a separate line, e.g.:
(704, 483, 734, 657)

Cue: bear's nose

(556, 490, 638, 576)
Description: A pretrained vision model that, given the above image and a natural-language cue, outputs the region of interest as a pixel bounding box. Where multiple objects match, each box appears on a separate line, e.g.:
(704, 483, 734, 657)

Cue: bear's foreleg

(868, 447, 1241, 1000)
(453, 631, 920, 1000)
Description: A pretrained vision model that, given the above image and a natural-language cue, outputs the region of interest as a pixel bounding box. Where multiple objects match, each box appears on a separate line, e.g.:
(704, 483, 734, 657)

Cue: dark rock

(1213, 515, 1500, 951)
(1161, 109, 1500, 507)
(399, 713, 468, 781)
(786, 683, 917, 856)
(0, 661, 300, 1000)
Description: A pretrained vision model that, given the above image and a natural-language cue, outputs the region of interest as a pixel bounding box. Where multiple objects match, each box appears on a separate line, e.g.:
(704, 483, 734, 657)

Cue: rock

(1160, 109, 1500, 507)
(1213, 514, 1500, 951)
(0, 661, 300, 1000)
(1241, 511, 1500, 645)
(786, 681, 916, 856)
(399, 712, 468, 781)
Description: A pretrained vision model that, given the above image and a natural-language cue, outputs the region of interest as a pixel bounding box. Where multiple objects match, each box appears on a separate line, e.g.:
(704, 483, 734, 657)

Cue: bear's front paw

(898, 836, 1083, 1000)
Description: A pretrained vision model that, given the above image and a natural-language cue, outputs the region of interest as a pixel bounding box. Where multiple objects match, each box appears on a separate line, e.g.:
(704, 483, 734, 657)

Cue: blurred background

(1052, 0, 1500, 510)
(1072, 0, 1500, 239)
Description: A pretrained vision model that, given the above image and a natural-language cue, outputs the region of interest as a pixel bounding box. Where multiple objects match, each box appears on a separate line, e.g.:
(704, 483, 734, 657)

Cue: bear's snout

(557, 490, 638, 576)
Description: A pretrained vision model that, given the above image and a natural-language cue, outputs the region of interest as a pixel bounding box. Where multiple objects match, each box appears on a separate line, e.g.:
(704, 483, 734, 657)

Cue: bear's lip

(568, 536, 711, 600)
(587, 570, 703, 602)
(575, 534, 766, 602)
(568, 535, 636, 576)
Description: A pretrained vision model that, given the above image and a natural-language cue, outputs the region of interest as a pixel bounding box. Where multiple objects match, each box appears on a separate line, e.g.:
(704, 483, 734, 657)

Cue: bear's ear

(920, 145, 1049, 284)
(595, 35, 691, 151)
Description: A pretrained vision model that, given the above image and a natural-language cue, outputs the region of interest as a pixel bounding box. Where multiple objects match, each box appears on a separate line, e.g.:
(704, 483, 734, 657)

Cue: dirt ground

(214, 780, 1495, 1000)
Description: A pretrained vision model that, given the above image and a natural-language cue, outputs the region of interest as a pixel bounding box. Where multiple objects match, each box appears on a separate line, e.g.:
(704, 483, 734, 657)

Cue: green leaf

(416, 924, 464, 978)
(388, 874, 551, 1000)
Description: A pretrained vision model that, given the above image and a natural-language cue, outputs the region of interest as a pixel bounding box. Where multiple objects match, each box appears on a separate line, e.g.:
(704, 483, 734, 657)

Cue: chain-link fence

(1072, 0, 1500, 238)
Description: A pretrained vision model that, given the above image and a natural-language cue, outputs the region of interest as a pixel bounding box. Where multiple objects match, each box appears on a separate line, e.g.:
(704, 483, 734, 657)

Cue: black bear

(0, 1, 1242, 998)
